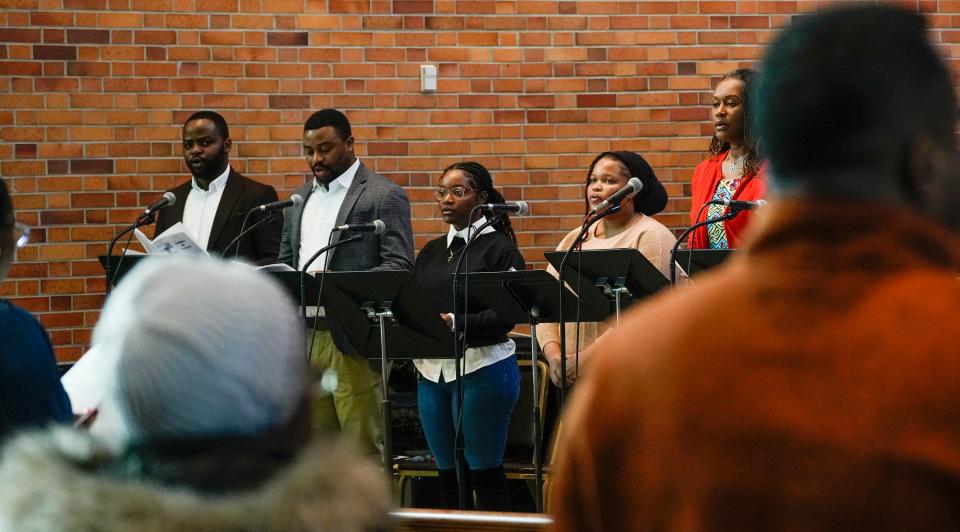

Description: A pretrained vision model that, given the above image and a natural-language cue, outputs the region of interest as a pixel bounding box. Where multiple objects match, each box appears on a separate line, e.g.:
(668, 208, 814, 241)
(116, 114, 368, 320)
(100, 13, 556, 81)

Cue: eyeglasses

(14, 222, 29, 248)
(433, 186, 474, 200)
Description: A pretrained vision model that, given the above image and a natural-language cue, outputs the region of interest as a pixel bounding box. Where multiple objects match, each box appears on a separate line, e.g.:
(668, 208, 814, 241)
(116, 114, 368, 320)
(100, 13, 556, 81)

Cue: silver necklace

(726, 153, 746, 172)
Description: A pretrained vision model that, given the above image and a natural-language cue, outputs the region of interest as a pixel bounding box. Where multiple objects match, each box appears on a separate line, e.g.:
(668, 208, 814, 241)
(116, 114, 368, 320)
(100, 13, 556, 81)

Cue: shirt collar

(313, 158, 360, 193)
(191, 165, 230, 193)
(446, 215, 496, 247)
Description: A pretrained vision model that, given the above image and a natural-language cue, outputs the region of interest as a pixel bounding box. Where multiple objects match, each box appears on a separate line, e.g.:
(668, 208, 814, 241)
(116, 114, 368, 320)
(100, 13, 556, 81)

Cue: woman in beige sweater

(537, 151, 678, 387)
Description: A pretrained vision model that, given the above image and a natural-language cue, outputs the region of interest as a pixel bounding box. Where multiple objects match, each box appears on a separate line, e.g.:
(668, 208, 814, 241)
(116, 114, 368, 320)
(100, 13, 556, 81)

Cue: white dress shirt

(298, 158, 359, 271)
(414, 216, 516, 383)
(181, 165, 230, 250)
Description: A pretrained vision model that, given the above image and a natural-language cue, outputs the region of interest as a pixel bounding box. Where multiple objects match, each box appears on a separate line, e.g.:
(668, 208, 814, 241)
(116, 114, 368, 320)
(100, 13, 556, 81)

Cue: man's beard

(190, 149, 228, 181)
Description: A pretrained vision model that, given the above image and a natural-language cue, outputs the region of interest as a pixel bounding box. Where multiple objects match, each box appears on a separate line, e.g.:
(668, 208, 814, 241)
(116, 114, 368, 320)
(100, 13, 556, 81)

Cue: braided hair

(442, 161, 517, 244)
(708, 68, 762, 178)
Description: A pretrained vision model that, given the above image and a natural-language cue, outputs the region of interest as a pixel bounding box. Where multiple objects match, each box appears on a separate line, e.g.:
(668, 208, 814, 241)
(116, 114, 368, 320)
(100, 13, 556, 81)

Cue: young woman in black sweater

(413, 162, 524, 510)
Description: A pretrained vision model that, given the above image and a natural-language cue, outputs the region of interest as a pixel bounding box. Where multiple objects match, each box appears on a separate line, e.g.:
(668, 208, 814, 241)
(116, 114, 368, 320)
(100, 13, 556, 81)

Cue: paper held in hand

(134, 222, 208, 256)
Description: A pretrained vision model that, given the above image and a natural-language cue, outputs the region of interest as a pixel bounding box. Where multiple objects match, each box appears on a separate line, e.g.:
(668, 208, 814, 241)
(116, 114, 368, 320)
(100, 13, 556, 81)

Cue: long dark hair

(442, 161, 516, 243)
(708, 68, 761, 177)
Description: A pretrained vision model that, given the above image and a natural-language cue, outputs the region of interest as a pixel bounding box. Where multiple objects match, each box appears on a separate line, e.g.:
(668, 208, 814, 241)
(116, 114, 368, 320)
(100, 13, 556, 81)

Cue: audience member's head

(753, 5, 959, 226)
(0, 255, 392, 531)
(91, 256, 306, 447)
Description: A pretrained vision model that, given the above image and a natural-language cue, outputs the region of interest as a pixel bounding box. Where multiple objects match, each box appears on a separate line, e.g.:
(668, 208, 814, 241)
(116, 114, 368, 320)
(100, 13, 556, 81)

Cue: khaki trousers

(306, 328, 384, 455)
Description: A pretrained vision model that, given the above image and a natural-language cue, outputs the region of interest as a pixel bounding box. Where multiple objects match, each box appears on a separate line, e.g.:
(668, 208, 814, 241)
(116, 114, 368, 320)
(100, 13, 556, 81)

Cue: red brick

(329, 0, 370, 13)
(30, 12, 74, 26)
(40, 210, 84, 225)
(267, 31, 308, 46)
(0, 29, 43, 42)
(165, 13, 208, 28)
(456, 1, 495, 13)
(0, 61, 42, 76)
(367, 142, 409, 156)
(14, 144, 37, 159)
(33, 45, 78, 60)
(35, 78, 79, 92)
(331, 32, 374, 46)
(268, 94, 309, 109)
(196, 0, 236, 10)
(135, 30, 177, 44)
(39, 312, 85, 328)
(731, 16, 771, 29)
(66, 29, 110, 43)
(394, 0, 432, 13)
(70, 159, 114, 174)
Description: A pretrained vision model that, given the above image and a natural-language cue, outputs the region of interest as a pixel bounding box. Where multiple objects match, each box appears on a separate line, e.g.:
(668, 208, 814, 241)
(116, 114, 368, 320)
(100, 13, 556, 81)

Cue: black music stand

(673, 249, 733, 277)
(464, 269, 607, 512)
(98, 254, 149, 289)
(545, 248, 670, 325)
(320, 270, 453, 478)
(262, 270, 321, 309)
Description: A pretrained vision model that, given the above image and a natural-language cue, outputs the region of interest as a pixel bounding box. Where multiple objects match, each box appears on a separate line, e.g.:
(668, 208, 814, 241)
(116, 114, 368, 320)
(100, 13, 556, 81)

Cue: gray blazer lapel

(328, 163, 368, 265)
(335, 163, 367, 227)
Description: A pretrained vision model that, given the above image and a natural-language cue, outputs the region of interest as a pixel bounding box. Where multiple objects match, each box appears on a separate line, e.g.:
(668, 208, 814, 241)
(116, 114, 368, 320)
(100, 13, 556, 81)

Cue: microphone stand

(450, 210, 502, 509)
(669, 209, 741, 285)
(299, 233, 363, 319)
(105, 212, 156, 293)
(556, 204, 621, 407)
(225, 211, 281, 260)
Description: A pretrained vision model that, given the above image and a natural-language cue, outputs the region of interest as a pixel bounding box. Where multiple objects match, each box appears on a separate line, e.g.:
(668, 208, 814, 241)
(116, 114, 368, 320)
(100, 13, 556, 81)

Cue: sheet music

(134, 222, 207, 256)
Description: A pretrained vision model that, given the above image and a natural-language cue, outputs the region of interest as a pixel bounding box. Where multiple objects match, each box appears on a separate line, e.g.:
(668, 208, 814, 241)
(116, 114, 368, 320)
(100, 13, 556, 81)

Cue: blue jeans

(417, 356, 520, 471)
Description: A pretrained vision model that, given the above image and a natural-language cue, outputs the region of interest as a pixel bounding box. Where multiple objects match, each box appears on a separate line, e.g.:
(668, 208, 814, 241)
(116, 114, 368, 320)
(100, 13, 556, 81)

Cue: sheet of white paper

(61, 344, 118, 414)
(255, 262, 297, 272)
(133, 227, 155, 254)
(150, 222, 207, 256)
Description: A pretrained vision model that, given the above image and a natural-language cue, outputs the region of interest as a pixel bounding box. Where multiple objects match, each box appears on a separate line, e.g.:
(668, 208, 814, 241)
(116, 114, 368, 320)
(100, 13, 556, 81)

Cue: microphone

(250, 194, 303, 213)
(333, 219, 386, 234)
(478, 201, 530, 216)
(712, 199, 766, 210)
(589, 177, 643, 214)
(141, 191, 176, 219)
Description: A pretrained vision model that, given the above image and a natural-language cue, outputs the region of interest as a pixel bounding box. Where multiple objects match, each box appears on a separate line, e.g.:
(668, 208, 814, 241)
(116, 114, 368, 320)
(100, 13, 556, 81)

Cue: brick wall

(2, 0, 959, 360)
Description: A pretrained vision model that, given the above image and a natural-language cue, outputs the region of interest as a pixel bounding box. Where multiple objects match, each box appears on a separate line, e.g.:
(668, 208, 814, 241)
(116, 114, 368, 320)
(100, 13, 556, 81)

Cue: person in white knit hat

(90, 255, 306, 448)
(0, 256, 391, 532)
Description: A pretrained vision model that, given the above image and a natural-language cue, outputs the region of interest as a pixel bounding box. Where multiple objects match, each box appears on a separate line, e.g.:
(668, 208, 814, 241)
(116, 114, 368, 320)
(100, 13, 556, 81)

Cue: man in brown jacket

(550, 5, 960, 530)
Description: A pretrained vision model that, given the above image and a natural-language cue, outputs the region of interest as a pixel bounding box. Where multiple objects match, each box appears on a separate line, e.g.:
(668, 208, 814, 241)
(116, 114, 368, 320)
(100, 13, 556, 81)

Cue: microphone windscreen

(290, 194, 304, 207)
(372, 219, 386, 235)
(162, 191, 177, 206)
(516, 201, 530, 216)
(627, 177, 643, 194)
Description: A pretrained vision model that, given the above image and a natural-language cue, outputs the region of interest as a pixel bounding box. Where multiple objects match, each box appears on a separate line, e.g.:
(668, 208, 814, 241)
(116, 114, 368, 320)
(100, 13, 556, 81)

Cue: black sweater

(414, 230, 525, 348)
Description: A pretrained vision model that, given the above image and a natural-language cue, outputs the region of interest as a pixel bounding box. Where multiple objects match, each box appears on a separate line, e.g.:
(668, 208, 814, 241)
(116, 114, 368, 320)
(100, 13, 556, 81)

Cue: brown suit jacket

(155, 169, 281, 265)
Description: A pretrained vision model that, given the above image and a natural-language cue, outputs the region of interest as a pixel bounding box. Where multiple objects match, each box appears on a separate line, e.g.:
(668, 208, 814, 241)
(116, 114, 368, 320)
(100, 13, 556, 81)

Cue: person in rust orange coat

(550, 6, 960, 530)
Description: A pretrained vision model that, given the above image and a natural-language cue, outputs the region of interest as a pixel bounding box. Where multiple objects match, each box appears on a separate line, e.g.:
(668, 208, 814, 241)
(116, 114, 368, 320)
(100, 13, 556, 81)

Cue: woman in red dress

(688, 69, 767, 249)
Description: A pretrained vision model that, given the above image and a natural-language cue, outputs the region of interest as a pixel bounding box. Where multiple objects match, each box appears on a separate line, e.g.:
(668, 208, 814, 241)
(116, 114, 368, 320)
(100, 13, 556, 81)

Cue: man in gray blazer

(278, 109, 414, 453)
